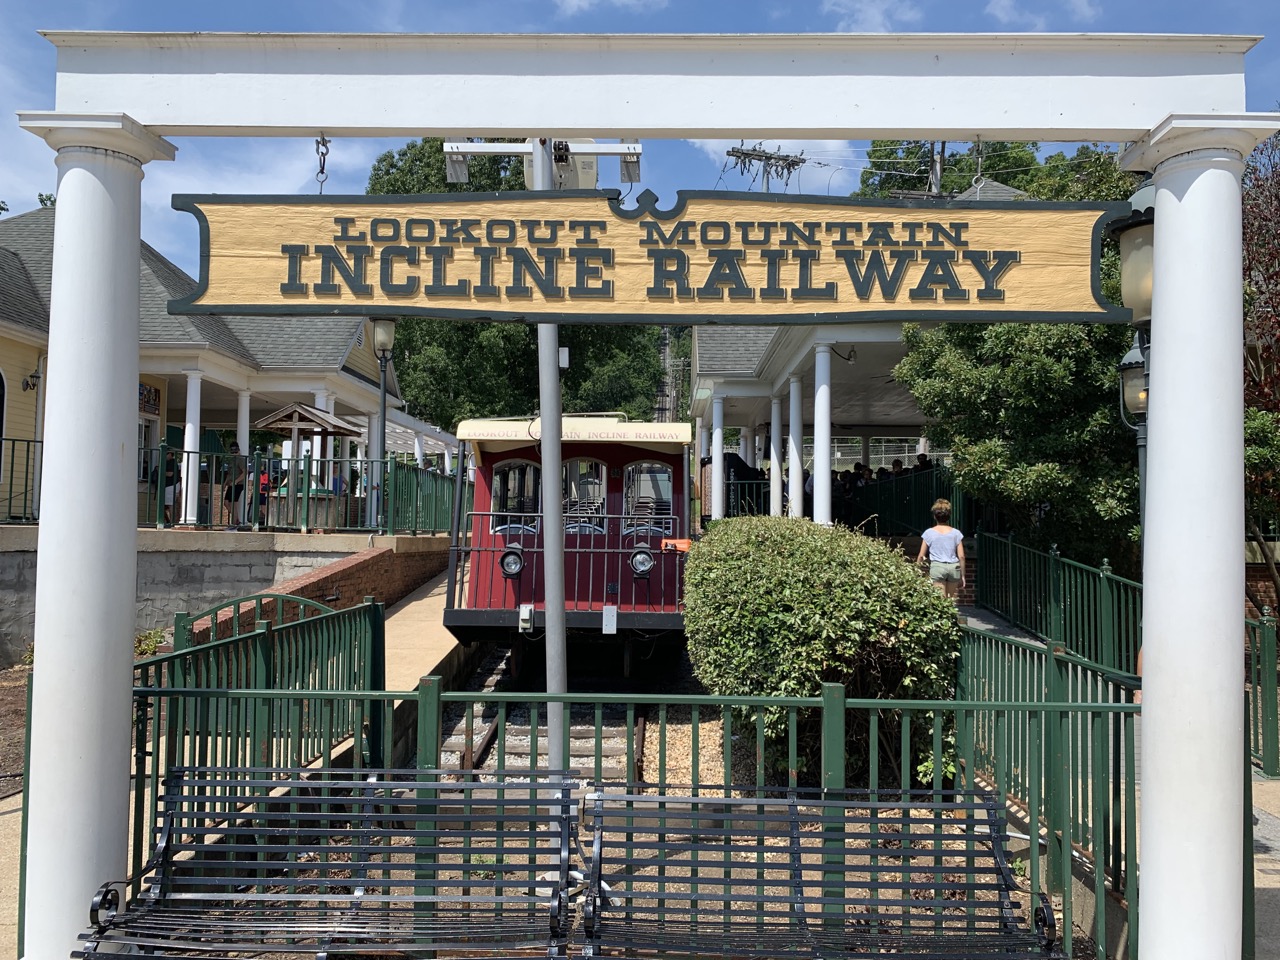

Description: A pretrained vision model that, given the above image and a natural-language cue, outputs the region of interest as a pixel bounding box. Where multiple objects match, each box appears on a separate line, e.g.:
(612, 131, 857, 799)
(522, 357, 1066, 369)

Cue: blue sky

(1, 0, 1278, 276)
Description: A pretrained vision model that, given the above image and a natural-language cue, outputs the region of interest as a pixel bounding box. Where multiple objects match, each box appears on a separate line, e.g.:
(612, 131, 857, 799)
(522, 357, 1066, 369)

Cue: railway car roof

(457, 416, 691, 455)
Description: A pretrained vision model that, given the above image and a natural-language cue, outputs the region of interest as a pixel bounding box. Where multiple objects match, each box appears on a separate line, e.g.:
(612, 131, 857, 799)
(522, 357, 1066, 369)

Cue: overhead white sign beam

(42, 31, 1255, 141)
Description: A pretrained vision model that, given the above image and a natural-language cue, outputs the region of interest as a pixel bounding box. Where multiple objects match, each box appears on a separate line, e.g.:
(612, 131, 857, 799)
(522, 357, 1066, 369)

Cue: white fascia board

(0, 323, 49, 349)
(386, 407, 458, 447)
(38, 32, 1255, 140)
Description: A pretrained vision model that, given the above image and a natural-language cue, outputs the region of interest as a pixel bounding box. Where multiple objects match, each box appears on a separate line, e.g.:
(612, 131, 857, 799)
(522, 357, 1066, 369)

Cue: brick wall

(189, 541, 450, 646)
(1247, 564, 1278, 618)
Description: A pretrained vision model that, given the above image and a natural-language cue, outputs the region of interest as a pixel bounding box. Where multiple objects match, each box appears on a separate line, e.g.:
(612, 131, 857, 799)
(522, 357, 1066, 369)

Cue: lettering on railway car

(170, 190, 1129, 324)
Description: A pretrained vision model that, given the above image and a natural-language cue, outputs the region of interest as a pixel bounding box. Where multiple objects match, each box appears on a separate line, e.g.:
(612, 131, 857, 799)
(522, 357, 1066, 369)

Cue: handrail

(171, 592, 335, 651)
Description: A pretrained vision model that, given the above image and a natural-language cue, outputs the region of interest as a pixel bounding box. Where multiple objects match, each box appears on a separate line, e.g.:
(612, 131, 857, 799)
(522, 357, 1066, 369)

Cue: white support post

(696, 416, 708, 461)
(770, 396, 784, 516)
(788, 376, 803, 518)
(180, 371, 203, 524)
(18, 114, 174, 960)
(739, 425, 754, 468)
(813, 345, 832, 525)
(530, 136, 568, 773)
(1131, 123, 1271, 960)
(414, 434, 426, 467)
(710, 395, 725, 520)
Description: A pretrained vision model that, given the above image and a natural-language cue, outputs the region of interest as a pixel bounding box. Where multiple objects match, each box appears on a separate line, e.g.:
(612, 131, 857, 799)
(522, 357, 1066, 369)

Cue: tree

(0, 200, 8, 214)
(366, 138, 663, 429)
(856, 141, 1043, 198)
(1243, 131, 1280, 611)
(891, 148, 1143, 568)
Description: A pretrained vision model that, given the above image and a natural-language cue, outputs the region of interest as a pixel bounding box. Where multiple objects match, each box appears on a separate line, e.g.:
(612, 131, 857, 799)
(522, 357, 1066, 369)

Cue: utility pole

(726, 142, 808, 193)
(928, 140, 947, 196)
(444, 137, 643, 773)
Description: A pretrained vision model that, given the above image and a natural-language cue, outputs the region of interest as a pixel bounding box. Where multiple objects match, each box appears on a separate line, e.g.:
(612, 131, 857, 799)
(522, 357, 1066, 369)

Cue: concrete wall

(0, 527, 450, 668)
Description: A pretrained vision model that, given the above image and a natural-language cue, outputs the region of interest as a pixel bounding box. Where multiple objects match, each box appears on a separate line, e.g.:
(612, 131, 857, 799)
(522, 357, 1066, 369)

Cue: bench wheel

(1034, 893, 1058, 948)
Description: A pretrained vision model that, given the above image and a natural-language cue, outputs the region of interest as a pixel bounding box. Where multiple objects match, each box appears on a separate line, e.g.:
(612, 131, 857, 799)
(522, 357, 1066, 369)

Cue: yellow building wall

(344, 321, 381, 384)
(0, 335, 43, 520)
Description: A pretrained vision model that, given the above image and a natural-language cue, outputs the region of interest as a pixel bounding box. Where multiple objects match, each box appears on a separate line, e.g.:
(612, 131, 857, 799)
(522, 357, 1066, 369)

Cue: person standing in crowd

(916, 498, 965, 601)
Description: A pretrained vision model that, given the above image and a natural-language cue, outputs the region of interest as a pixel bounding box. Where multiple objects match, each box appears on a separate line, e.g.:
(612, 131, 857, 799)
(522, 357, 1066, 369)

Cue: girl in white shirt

(916, 498, 966, 600)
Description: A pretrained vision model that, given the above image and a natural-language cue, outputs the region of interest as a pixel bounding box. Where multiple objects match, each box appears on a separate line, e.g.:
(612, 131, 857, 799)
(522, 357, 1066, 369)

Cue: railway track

(435, 643, 649, 780)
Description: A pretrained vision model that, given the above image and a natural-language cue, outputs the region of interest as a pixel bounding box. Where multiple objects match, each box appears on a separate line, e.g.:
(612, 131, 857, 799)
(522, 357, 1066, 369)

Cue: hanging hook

(315, 135, 330, 195)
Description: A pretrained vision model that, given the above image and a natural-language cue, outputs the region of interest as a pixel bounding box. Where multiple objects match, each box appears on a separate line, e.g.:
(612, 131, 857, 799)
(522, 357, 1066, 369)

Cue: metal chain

(315, 135, 330, 194)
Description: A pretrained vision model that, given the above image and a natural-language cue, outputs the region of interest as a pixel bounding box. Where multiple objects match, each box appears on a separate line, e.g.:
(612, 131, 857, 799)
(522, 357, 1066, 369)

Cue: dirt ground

(0, 665, 29, 800)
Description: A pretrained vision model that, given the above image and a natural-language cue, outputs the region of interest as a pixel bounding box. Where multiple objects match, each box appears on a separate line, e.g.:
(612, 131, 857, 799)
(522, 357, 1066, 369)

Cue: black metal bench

(76, 766, 577, 959)
(581, 785, 1061, 959)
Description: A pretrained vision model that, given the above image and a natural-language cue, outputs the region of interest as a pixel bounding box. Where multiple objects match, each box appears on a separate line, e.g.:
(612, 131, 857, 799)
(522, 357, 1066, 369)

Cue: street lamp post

(1113, 182, 1155, 533)
(371, 318, 396, 531)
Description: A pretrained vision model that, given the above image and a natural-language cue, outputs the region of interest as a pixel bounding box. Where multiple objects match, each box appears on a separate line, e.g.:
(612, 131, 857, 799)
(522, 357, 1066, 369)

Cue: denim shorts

(929, 561, 961, 583)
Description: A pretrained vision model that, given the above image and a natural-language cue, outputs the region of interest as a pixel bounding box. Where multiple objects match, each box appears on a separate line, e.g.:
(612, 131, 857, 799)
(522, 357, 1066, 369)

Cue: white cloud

(983, 0, 1049, 30)
(1063, 0, 1101, 22)
(820, 0, 923, 32)
(553, 0, 669, 15)
(686, 139, 865, 196)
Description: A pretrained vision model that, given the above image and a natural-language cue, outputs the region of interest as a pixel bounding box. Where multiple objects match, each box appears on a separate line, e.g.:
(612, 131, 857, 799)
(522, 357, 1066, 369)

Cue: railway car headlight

(500, 545, 525, 579)
(628, 548, 655, 579)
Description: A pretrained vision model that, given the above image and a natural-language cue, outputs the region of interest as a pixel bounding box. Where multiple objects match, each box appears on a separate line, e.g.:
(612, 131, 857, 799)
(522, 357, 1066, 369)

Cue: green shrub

(684, 516, 962, 785)
(134, 628, 166, 659)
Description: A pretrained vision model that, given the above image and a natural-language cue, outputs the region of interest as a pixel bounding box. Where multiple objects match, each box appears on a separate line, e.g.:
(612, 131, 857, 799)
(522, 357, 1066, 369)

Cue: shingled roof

(954, 180, 1029, 202)
(694, 325, 778, 377)
(0, 206, 364, 371)
(0, 248, 47, 336)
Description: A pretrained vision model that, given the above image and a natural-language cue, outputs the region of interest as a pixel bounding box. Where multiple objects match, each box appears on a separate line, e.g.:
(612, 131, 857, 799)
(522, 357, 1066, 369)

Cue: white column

(739, 426, 754, 467)
(788, 376, 803, 518)
(180, 371, 203, 524)
(444, 446, 454, 475)
(696, 416, 708, 461)
(414, 434, 426, 467)
(710, 395, 725, 520)
(18, 114, 174, 960)
(312, 389, 331, 474)
(1135, 125, 1267, 960)
(813, 344, 832, 525)
(236, 389, 251, 523)
(770, 396, 784, 516)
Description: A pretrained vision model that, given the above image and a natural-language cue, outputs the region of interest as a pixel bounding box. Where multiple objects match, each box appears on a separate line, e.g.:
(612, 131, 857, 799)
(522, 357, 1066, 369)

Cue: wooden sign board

(170, 190, 1129, 325)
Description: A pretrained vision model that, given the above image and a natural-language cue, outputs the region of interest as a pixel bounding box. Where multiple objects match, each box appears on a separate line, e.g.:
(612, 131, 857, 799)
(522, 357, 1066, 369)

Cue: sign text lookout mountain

(171, 189, 1129, 325)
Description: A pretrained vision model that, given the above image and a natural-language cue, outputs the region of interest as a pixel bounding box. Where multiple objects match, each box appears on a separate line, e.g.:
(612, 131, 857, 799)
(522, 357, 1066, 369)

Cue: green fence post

(367, 597, 387, 767)
(1048, 545, 1064, 647)
(251, 621, 274, 765)
(1007, 533, 1019, 627)
(820, 682, 847, 791)
(1099, 559, 1116, 669)
(416, 676, 443, 770)
(1043, 644, 1069, 897)
(1262, 613, 1279, 778)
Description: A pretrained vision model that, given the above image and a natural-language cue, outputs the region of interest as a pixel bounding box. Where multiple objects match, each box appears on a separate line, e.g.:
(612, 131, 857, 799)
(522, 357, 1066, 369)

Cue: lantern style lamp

(1111, 182, 1155, 530)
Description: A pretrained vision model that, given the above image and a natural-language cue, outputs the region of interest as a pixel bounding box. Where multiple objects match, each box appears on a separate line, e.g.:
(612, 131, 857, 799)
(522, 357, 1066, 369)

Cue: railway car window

(491, 459, 540, 533)
(624, 461, 674, 522)
(563, 459, 606, 519)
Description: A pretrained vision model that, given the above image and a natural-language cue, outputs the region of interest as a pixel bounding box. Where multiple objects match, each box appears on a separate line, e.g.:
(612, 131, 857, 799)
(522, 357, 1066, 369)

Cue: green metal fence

(977, 533, 1143, 674)
(129, 597, 385, 883)
(977, 532, 1280, 778)
(1247, 614, 1280, 778)
(842, 465, 1003, 536)
(120, 651, 1136, 959)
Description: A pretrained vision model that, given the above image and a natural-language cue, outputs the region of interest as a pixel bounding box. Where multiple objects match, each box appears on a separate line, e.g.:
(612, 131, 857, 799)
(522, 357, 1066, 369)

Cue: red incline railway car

(443, 415, 692, 646)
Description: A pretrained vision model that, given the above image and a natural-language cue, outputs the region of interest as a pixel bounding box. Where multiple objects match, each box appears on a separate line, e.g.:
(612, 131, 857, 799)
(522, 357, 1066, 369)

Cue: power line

(726, 142, 808, 193)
